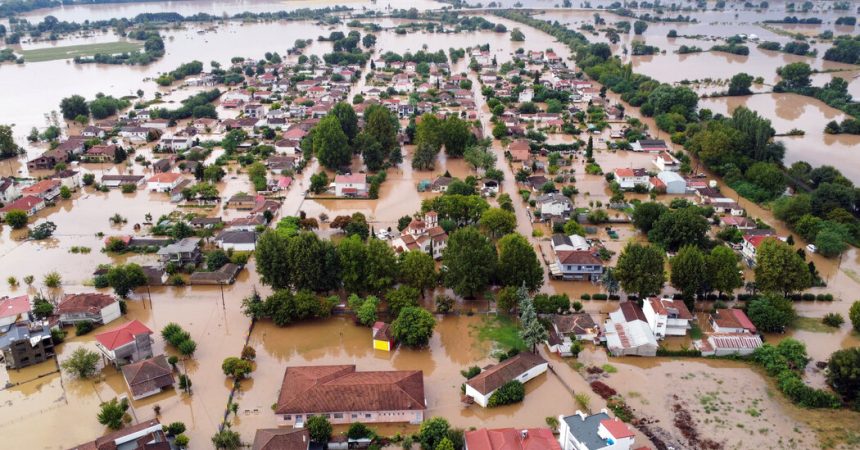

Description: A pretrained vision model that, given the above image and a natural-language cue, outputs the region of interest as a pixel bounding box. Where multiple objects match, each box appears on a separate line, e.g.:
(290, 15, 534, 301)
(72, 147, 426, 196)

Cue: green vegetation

(487, 380, 525, 406)
(475, 316, 527, 352)
(752, 339, 840, 408)
(20, 41, 143, 63)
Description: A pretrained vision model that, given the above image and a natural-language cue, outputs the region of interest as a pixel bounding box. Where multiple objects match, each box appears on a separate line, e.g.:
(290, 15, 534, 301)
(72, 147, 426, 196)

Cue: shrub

(822, 313, 844, 328)
(75, 321, 94, 335)
(460, 366, 481, 379)
(487, 380, 525, 407)
(580, 294, 591, 300)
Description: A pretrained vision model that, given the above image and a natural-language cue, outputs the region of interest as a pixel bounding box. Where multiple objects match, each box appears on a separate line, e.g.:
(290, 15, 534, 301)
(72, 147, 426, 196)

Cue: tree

(391, 306, 436, 347)
(443, 227, 497, 298)
(754, 239, 811, 295)
(670, 246, 707, 309)
(338, 236, 368, 293)
(776, 62, 812, 90)
(345, 212, 370, 241)
(631, 202, 668, 233)
(106, 263, 147, 298)
(850, 301, 860, 333)
(728, 72, 754, 96)
(633, 20, 648, 35)
(747, 293, 796, 332)
(4, 209, 28, 229)
(313, 115, 351, 169)
(60, 95, 89, 120)
(203, 165, 226, 183)
(363, 104, 399, 159)
(0, 125, 23, 158)
(221, 357, 253, 379)
(399, 250, 437, 294)
(497, 233, 543, 291)
(387, 285, 420, 317)
(330, 102, 358, 144)
(487, 380, 525, 406)
(43, 271, 62, 288)
(647, 207, 709, 251)
(28, 221, 57, 240)
(436, 437, 456, 450)
(353, 295, 379, 326)
(365, 238, 398, 293)
(412, 141, 438, 170)
(479, 207, 516, 238)
(419, 417, 451, 450)
(615, 243, 665, 298)
(348, 422, 372, 440)
(206, 250, 231, 271)
(211, 429, 242, 450)
(826, 347, 860, 403)
(519, 291, 547, 352)
(510, 28, 525, 41)
(97, 398, 129, 430)
(706, 246, 743, 297)
(61, 347, 101, 378)
(305, 415, 332, 444)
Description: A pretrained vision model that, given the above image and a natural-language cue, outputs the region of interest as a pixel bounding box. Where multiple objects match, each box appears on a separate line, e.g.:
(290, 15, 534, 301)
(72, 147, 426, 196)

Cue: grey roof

(562, 412, 611, 449)
(157, 237, 199, 255)
(216, 230, 257, 244)
(0, 321, 52, 350)
(552, 234, 572, 247)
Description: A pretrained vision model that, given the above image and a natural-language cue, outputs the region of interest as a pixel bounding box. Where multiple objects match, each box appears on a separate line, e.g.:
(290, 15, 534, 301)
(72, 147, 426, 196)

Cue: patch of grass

(745, 407, 761, 417)
(20, 41, 143, 62)
(690, 323, 703, 340)
(601, 363, 618, 373)
(474, 316, 526, 352)
(794, 316, 838, 333)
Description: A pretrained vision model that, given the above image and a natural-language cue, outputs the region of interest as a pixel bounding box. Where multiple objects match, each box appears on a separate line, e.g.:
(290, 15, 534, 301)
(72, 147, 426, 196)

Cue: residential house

(558, 410, 636, 450)
(152, 158, 172, 173)
(334, 174, 368, 198)
(653, 171, 686, 194)
(160, 135, 193, 152)
(267, 155, 298, 172)
(465, 428, 561, 450)
(642, 297, 693, 339)
(252, 428, 311, 450)
(226, 193, 257, 210)
(143, 118, 169, 130)
(0, 295, 55, 369)
(390, 212, 448, 260)
(189, 263, 242, 285)
(0, 195, 45, 219)
(720, 216, 756, 230)
(157, 237, 202, 268)
(27, 148, 70, 171)
(215, 230, 257, 251)
(537, 192, 573, 220)
(710, 308, 757, 334)
(227, 215, 266, 232)
(630, 139, 668, 153)
(170, 179, 193, 203)
(119, 126, 149, 141)
(613, 168, 650, 190)
(547, 313, 599, 356)
(0, 177, 20, 204)
(121, 355, 175, 400)
(464, 352, 548, 408)
(244, 103, 266, 118)
(56, 293, 121, 327)
(69, 419, 169, 450)
(652, 152, 680, 172)
(275, 365, 425, 426)
(372, 321, 394, 352)
(147, 173, 183, 192)
(83, 144, 117, 162)
(550, 250, 604, 281)
(21, 180, 61, 202)
(94, 320, 154, 366)
(50, 169, 81, 191)
(508, 140, 531, 163)
(100, 174, 145, 189)
(430, 176, 453, 193)
(518, 89, 534, 103)
(741, 232, 777, 266)
(551, 234, 590, 252)
(603, 302, 658, 357)
(190, 216, 223, 229)
(81, 125, 105, 138)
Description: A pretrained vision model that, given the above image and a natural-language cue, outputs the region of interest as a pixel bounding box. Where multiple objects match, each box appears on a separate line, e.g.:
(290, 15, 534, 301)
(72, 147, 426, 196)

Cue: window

(284, 415, 292, 420)
(351, 414, 357, 419)
(365, 414, 371, 419)
(334, 413, 343, 419)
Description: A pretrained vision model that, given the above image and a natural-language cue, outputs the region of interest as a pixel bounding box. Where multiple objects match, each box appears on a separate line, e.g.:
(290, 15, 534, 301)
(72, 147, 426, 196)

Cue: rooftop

(466, 352, 546, 396)
(0, 295, 31, 320)
(465, 428, 560, 450)
(94, 320, 152, 351)
(252, 428, 310, 450)
(57, 293, 116, 315)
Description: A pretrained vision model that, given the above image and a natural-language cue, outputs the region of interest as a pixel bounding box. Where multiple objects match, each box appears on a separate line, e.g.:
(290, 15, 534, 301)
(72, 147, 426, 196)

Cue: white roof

(657, 171, 684, 183)
(605, 320, 658, 350)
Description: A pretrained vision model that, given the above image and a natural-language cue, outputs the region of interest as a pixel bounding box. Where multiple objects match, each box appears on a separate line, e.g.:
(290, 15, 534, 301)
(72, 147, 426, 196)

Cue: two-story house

(642, 297, 693, 339)
(551, 250, 604, 281)
(558, 410, 635, 450)
(612, 168, 650, 190)
(157, 237, 202, 268)
(94, 319, 154, 366)
(334, 173, 369, 198)
(56, 293, 121, 327)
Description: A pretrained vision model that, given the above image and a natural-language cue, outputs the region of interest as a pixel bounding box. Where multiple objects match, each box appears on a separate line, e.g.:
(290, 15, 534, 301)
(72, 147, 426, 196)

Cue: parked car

(806, 244, 817, 253)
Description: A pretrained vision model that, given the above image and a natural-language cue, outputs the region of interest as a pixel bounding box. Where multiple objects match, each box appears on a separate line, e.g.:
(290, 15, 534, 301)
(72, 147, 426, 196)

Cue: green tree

(615, 243, 665, 298)
(97, 398, 129, 430)
(776, 61, 812, 90)
(106, 263, 147, 298)
(747, 293, 796, 332)
(391, 306, 436, 347)
(356, 295, 379, 326)
(479, 207, 516, 238)
(338, 236, 368, 293)
(826, 347, 860, 403)
(441, 116, 472, 157)
(754, 239, 811, 295)
(206, 249, 231, 271)
(4, 209, 28, 229)
(221, 357, 253, 379)
(510, 28, 525, 41)
(211, 429, 242, 450)
(850, 301, 860, 333)
(727, 72, 754, 96)
(313, 115, 351, 169)
(306, 415, 332, 444)
(399, 250, 437, 294)
(61, 347, 101, 378)
(331, 102, 359, 144)
(366, 238, 398, 293)
(706, 246, 743, 297)
(0, 125, 24, 158)
(631, 201, 668, 233)
(363, 104, 399, 159)
(419, 417, 451, 450)
(60, 95, 89, 120)
(670, 245, 707, 309)
(59, 185, 71, 199)
(435, 437, 456, 450)
(633, 20, 648, 35)
(497, 233, 543, 291)
(412, 141, 438, 170)
(387, 285, 420, 317)
(647, 207, 709, 251)
(519, 290, 548, 352)
(203, 165, 226, 182)
(443, 227, 497, 297)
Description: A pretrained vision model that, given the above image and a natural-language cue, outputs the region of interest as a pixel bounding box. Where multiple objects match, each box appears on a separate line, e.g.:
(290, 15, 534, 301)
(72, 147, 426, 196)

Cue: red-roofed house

(372, 321, 394, 352)
(0, 195, 45, 219)
(465, 428, 560, 450)
(741, 232, 777, 265)
(334, 174, 368, 198)
(94, 320, 154, 366)
(56, 293, 121, 326)
(21, 179, 61, 201)
(0, 295, 31, 328)
(147, 173, 183, 192)
(642, 297, 693, 339)
(710, 308, 757, 334)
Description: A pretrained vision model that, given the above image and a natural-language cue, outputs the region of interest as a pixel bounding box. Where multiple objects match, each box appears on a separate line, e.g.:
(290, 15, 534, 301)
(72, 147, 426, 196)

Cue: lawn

(794, 316, 838, 333)
(20, 41, 143, 62)
(474, 315, 526, 352)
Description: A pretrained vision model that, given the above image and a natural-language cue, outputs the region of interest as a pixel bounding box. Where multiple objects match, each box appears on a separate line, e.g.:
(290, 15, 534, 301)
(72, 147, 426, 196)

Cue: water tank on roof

(709, 180, 718, 188)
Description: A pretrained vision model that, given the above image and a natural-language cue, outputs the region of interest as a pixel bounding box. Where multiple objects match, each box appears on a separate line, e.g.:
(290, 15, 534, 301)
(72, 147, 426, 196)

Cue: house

(157, 237, 202, 268)
(94, 320, 154, 366)
(146, 173, 183, 192)
(642, 297, 693, 339)
(189, 263, 242, 285)
(603, 302, 658, 357)
(143, 118, 169, 129)
(430, 176, 454, 193)
(253, 428, 311, 450)
(518, 88, 534, 103)
(119, 126, 149, 141)
(226, 193, 257, 210)
(227, 215, 266, 232)
(508, 139, 531, 162)
(710, 308, 757, 334)
(69, 419, 169, 450)
(27, 150, 67, 171)
(121, 354, 175, 400)
(464, 352, 548, 408)
(537, 193, 573, 220)
(100, 174, 145, 189)
(0, 295, 56, 369)
(83, 144, 118, 162)
(51, 169, 81, 191)
(720, 216, 756, 230)
(160, 135, 192, 152)
(190, 216, 223, 229)
(56, 293, 121, 327)
(558, 410, 636, 450)
(81, 125, 105, 138)
(215, 230, 257, 251)
(696, 333, 763, 356)
(741, 232, 777, 265)
(170, 179, 193, 203)
(630, 139, 668, 153)
(0, 195, 45, 219)
(652, 152, 680, 172)
(334, 173, 368, 198)
(550, 250, 604, 281)
(551, 234, 590, 252)
(244, 103, 266, 118)
(547, 313, 599, 356)
(654, 171, 686, 194)
(267, 155, 298, 172)
(0, 177, 20, 204)
(152, 158, 172, 173)
(390, 212, 448, 260)
(613, 168, 650, 190)
(372, 321, 394, 352)
(465, 428, 561, 450)
(275, 365, 425, 425)
(21, 179, 61, 201)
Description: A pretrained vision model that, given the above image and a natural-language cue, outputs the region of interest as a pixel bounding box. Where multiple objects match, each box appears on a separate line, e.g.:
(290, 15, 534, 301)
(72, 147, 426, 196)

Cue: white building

(56, 293, 121, 327)
(655, 171, 686, 194)
(642, 297, 693, 339)
(558, 410, 635, 450)
(465, 352, 548, 408)
(612, 168, 650, 190)
(603, 302, 658, 357)
(334, 173, 368, 198)
(652, 152, 680, 172)
(551, 234, 590, 252)
(696, 333, 763, 356)
(146, 173, 183, 193)
(518, 88, 534, 103)
(214, 230, 257, 252)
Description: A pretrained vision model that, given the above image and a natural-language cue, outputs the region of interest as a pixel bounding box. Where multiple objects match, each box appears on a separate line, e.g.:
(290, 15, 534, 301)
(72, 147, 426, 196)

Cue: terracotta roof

(711, 309, 756, 333)
(252, 428, 310, 450)
(57, 293, 116, 315)
(465, 428, 560, 450)
(147, 173, 182, 183)
(0, 295, 31, 320)
(121, 355, 174, 398)
(68, 418, 166, 450)
(647, 297, 692, 320)
(600, 418, 634, 439)
(372, 322, 393, 342)
(335, 174, 366, 184)
(617, 302, 648, 323)
(22, 179, 60, 195)
(0, 195, 43, 213)
(466, 352, 546, 395)
(556, 250, 603, 266)
(551, 313, 597, 335)
(275, 365, 425, 414)
(94, 320, 152, 351)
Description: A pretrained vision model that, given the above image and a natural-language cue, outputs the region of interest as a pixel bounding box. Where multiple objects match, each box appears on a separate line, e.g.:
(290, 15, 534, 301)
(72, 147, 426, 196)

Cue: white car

(806, 244, 817, 253)
(376, 230, 391, 240)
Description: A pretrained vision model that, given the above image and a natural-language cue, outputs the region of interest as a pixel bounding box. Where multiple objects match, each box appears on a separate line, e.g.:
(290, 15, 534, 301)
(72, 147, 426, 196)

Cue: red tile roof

(121, 355, 174, 398)
(22, 179, 60, 196)
(556, 250, 603, 266)
(466, 352, 546, 395)
(0, 295, 31, 319)
(711, 308, 757, 334)
(147, 173, 182, 183)
(601, 418, 634, 439)
(57, 293, 116, 315)
(647, 297, 692, 320)
(94, 320, 152, 351)
(335, 174, 366, 184)
(0, 195, 44, 213)
(465, 428, 560, 450)
(252, 428, 309, 450)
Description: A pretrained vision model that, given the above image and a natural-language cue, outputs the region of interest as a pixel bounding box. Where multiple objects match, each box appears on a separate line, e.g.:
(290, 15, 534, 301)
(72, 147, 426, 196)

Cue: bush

(580, 294, 591, 300)
(822, 313, 844, 328)
(75, 321, 94, 336)
(487, 380, 525, 407)
(460, 366, 481, 379)
(592, 293, 608, 300)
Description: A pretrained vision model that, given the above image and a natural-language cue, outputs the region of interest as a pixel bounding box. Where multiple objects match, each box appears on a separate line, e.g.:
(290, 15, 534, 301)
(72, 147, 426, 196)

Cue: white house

(464, 352, 547, 408)
(652, 152, 680, 172)
(642, 297, 693, 339)
(603, 302, 658, 357)
(518, 88, 534, 103)
(215, 230, 257, 252)
(119, 127, 149, 141)
(537, 193, 573, 220)
(0, 177, 21, 204)
(56, 293, 121, 327)
(655, 171, 686, 194)
(612, 168, 650, 190)
(741, 232, 777, 265)
(558, 410, 635, 450)
(334, 173, 368, 198)
(551, 234, 590, 252)
(709, 308, 757, 334)
(160, 135, 193, 152)
(146, 173, 184, 193)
